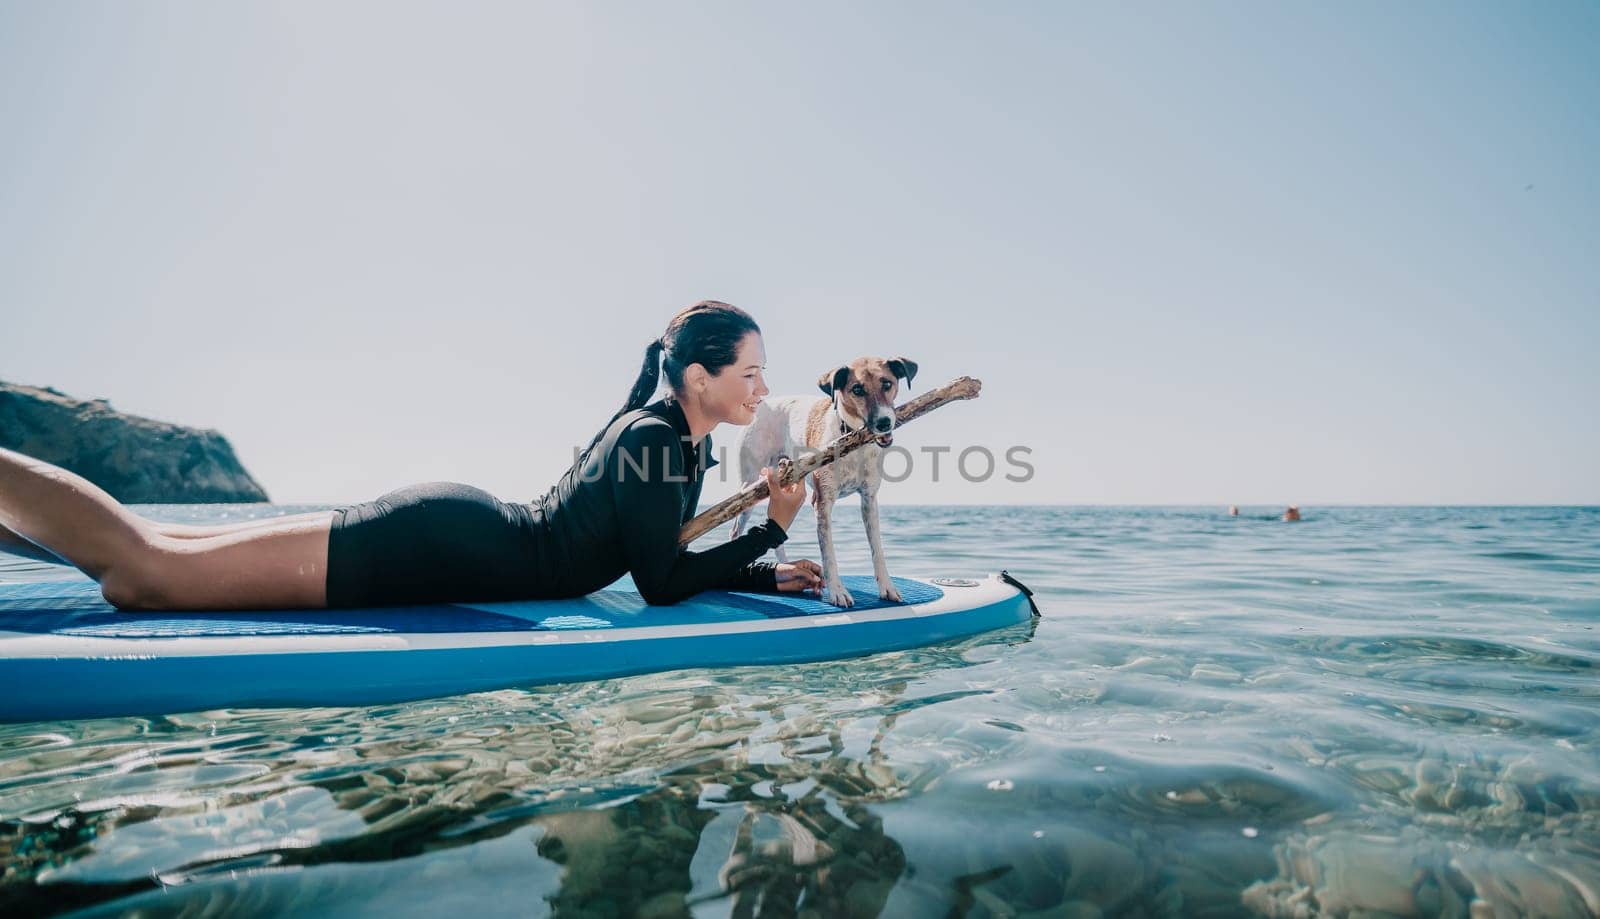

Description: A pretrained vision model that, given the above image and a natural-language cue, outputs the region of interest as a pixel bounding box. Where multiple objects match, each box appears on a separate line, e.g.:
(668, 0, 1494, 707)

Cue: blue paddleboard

(0, 572, 1037, 722)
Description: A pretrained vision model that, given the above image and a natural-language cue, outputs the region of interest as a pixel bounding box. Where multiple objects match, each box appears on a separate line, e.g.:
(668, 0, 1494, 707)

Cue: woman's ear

(685, 362, 710, 393)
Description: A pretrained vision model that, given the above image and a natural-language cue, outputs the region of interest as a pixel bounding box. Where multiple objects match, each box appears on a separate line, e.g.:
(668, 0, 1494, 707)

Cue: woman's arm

(612, 421, 790, 604)
(718, 561, 779, 592)
(721, 559, 825, 594)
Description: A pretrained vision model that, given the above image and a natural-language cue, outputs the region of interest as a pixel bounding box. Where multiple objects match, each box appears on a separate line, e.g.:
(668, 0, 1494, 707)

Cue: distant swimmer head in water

(593, 301, 769, 448)
(1283, 506, 1301, 521)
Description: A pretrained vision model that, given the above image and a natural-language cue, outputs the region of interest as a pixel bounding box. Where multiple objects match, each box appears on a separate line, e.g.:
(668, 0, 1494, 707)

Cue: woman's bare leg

(0, 447, 331, 610)
(154, 511, 336, 540)
(4, 508, 335, 564)
(0, 447, 156, 580)
(121, 522, 333, 610)
(0, 521, 67, 564)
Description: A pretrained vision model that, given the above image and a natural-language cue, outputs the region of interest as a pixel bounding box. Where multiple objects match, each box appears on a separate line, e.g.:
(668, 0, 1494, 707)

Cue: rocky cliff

(0, 380, 270, 504)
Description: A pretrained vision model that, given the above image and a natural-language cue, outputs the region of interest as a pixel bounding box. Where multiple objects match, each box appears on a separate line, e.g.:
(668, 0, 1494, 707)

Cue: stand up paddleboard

(0, 572, 1038, 722)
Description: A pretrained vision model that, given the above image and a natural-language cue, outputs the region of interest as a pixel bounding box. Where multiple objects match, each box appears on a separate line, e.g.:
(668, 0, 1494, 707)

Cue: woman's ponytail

(623, 338, 667, 416)
(587, 338, 665, 449)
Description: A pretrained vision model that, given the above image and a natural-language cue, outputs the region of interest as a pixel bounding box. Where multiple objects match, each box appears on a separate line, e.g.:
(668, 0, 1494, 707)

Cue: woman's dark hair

(588, 300, 761, 447)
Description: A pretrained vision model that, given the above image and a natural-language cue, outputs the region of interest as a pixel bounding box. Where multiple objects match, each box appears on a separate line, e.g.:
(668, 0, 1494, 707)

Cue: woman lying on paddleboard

(0, 301, 825, 610)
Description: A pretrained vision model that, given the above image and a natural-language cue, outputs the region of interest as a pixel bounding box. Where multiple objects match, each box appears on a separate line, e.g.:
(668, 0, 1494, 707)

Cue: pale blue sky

(3, 1, 1596, 505)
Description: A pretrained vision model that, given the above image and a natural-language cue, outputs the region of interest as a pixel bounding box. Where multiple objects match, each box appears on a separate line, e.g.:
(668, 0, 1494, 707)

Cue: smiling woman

(0, 301, 826, 611)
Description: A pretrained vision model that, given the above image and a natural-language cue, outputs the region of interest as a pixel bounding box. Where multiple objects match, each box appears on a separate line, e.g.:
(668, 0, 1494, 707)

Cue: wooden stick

(679, 375, 983, 545)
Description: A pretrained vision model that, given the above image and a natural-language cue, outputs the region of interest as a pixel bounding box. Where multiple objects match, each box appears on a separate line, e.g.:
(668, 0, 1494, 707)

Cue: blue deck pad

(458, 574, 946, 627)
(0, 575, 943, 639)
(682, 576, 944, 619)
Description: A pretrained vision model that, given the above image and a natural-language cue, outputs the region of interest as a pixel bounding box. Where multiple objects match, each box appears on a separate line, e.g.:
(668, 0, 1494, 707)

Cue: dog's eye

(851, 384, 866, 396)
(882, 380, 892, 390)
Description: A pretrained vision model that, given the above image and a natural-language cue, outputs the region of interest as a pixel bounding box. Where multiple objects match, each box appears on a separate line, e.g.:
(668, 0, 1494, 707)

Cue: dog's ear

(887, 358, 919, 389)
(818, 366, 850, 396)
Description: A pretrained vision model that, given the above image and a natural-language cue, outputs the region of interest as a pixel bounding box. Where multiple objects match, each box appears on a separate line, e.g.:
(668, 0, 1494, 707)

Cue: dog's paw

(879, 583, 903, 603)
(826, 583, 855, 608)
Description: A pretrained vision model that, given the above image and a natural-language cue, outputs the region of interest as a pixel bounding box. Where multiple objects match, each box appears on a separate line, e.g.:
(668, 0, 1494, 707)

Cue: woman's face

(703, 331, 770, 426)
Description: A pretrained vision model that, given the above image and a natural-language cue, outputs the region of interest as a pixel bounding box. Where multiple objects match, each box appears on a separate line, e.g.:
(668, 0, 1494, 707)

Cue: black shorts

(325, 482, 545, 607)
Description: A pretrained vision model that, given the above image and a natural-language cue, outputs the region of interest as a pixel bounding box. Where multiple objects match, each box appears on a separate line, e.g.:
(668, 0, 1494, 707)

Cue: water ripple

(2, 505, 1598, 916)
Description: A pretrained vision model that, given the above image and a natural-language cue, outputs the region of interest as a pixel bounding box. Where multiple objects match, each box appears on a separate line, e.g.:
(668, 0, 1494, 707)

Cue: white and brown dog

(732, 357, 918, 607)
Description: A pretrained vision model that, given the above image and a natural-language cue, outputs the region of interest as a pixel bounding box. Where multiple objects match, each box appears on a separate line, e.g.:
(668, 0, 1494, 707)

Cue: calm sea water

(1, 505, 1597, 917)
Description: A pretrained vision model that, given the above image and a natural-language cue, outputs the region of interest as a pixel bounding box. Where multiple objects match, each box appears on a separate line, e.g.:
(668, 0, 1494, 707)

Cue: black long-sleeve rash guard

(530, 397, 788, 605)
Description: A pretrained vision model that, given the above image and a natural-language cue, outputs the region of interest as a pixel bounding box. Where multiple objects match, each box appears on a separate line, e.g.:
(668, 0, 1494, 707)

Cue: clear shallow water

(1, 504, 1597, 917)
